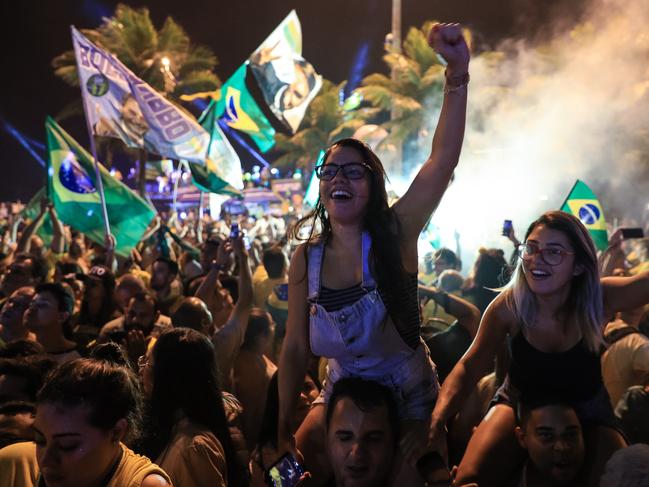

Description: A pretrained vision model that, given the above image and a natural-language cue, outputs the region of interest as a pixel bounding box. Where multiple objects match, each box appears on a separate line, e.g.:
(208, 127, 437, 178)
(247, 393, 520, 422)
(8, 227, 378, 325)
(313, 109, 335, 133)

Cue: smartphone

(265, 453, 304, 487)
(230, 222, 240, 239)
(502, 219, 513, 236)
(620, 228, 644, 239)
(243, 234, 251, 250)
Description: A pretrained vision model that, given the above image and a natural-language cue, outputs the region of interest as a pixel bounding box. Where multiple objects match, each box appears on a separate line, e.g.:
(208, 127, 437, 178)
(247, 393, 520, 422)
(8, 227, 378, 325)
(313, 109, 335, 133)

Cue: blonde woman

(430, 210, 649, 485)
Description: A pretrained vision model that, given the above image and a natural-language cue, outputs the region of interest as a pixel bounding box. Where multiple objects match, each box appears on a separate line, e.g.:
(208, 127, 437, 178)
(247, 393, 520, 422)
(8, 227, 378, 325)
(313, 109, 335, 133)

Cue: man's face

(433, 257, 452, 275)
(326, 397, 395, 487)
(24, 292, 65, 332)
(124, 298, 157, 335)
(516, 405, 585, 486)
(1, 259, 35, 295)
(150, 262, 172, 292)
(0, 288, 34, 328)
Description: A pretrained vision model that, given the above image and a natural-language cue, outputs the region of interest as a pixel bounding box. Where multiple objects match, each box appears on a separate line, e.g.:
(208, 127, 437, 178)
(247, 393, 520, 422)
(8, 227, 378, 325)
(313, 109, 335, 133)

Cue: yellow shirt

(0, 441, 38, 487)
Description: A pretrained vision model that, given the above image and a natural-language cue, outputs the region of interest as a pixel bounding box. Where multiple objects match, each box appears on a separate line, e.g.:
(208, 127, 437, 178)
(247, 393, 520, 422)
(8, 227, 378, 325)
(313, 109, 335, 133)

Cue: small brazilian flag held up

(560, 180, 608, 251)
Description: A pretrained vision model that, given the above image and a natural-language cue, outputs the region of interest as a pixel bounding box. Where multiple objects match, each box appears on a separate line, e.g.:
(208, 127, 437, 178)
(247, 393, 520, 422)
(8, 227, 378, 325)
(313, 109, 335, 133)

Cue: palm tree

(272, 79, 375, 172)
(52, 4, 220, 100)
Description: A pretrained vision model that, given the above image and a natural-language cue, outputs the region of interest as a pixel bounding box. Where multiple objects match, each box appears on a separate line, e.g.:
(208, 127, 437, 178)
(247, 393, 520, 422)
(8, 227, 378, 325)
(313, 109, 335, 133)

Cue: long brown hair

(502, 211, 604, 353)
(292, 138, 409, 328)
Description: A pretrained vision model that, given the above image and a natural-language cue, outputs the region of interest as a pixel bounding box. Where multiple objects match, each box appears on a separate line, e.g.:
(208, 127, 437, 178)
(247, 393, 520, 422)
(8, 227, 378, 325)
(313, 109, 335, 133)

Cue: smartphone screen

(502, 219, 513, 236)
(266, 453, 304, 487)
(620, 228, 644, 239)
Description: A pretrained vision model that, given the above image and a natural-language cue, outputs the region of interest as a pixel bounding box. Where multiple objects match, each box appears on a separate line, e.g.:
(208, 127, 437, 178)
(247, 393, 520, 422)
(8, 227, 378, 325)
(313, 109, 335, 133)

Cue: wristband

(444, 70, 470, 94)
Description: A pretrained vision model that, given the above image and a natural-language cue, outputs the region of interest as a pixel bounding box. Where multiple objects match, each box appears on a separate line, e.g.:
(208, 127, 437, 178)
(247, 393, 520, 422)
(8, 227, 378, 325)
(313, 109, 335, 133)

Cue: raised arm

(602, 270, 649, 317)
(16, 199, 47, 253)
(48, 205, 66, 254)
(393, 23, 470, 242)
(277, 244, 311, 454)
(419, 285, 481, 338)
(429, 295, 513, 446)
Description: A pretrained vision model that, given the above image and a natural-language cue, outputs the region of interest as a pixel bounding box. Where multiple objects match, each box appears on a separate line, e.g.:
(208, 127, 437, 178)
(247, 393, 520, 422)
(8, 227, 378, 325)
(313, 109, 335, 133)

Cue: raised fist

(428, 23, 470, 75)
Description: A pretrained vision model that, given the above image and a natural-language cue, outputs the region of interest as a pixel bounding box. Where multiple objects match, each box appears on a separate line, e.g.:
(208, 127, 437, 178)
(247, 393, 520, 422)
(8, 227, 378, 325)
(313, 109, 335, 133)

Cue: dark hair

(0, 339, 45, 359)
(220, 275, 239, 303)
(470, 248, 508, 289)
(37, 358, 143, 443)
(0, 355, 57, 402)
(242, 308, 273, 351)
(89, 342, 130, 367)
(325, 377, 399, 444)
(55, 261, 83, 277)
(35, 282, 74, 314)
(141, 328, 242, 486)
(434, 248, 459, 269)
(291, 138, 408, 329)
(516, 393, 577, 428)
(35, 282, 75, 338)
(14, 253, 48, 283)
(262, 247, 286, 279)
(154, 257, 179, 277)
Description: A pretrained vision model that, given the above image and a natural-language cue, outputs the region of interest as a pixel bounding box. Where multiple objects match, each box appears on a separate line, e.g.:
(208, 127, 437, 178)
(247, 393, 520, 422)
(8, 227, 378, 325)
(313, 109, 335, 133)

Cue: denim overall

(308, 232, 439, 420)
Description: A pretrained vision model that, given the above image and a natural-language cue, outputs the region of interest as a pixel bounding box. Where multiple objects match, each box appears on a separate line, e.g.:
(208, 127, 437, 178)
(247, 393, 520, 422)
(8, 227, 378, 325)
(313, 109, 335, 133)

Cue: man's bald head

(171, 297, 213, 336)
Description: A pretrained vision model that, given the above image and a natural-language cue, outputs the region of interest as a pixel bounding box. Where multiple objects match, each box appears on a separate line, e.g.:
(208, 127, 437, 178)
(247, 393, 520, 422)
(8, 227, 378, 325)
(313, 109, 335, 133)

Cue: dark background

(0, 0, 589, 201)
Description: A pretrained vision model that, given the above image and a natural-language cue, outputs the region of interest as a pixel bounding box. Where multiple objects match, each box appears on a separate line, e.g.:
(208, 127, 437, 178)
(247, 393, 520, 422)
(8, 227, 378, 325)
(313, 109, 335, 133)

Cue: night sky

(0, 0, 588, 201)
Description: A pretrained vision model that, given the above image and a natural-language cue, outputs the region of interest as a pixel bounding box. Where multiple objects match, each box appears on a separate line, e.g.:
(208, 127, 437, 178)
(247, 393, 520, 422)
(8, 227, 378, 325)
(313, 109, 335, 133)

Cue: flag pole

(559, 179, 579, 211)
(71, 26, 111, 238)
(85, 104, 112, 238)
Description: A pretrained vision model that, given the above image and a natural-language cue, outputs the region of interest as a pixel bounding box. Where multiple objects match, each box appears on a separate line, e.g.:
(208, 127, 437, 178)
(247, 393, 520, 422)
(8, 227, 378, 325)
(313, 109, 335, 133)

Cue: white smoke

(388, 0, 649, 272)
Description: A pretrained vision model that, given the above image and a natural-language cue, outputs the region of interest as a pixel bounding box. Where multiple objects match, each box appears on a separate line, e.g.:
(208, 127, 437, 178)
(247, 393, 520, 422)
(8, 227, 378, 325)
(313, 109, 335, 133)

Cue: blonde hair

(501, 211, 604, 353)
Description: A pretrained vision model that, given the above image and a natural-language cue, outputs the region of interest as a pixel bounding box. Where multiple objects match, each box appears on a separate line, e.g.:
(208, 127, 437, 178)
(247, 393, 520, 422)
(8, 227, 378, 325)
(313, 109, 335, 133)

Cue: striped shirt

(318, 273, 421, 349)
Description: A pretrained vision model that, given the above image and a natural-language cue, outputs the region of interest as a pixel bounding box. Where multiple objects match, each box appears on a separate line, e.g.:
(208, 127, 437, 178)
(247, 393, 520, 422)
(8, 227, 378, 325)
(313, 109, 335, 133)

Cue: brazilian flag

(215, 63, 276, 152)
(188, 100, 244, 197)
(560, 180, 608, 251)
(46, 117, 156, 257)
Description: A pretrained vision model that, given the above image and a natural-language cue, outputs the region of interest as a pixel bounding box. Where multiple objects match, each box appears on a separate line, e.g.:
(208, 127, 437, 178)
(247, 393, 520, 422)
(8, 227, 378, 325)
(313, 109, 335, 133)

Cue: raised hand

(428, 23, 470, 76)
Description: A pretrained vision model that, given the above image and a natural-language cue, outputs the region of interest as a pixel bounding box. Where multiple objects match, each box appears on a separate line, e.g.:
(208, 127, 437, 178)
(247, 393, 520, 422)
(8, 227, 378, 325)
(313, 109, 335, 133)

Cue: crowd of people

(0, 23, 648, 487)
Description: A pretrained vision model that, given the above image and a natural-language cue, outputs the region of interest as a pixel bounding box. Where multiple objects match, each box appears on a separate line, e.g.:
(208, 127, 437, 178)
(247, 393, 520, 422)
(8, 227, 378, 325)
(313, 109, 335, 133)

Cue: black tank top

(508, 331, 603, 402)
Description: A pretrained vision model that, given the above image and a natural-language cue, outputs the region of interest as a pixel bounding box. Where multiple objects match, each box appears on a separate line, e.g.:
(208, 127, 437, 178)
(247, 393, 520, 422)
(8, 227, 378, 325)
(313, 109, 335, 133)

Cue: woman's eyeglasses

(315, 162, 370, 181)
(517, 243, 575, 266)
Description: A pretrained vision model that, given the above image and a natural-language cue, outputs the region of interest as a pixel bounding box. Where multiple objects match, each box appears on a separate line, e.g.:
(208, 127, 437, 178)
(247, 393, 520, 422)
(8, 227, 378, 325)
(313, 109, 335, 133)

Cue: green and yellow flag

(22, 188, 54, 247)
(215, 63, 276, 152)
(560, 180, 608, 251)
(188, 100, 244, 197)
(46, 117, 156, 257)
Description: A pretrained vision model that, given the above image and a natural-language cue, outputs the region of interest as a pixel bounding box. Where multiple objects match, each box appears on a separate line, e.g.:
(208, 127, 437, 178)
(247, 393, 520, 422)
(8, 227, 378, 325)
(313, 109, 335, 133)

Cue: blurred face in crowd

(124, 297, 158, 336)
(515, 404, 585, 486)
(433, 255, 453, 275)
(150, 261, 174, 292)
(0, 287, 34, 328)
(84, 278, 106, 303)
(24, 291, 68, 332)
(326, 397, 395, 487)
(68, 237, 86, 259)
(1, 258, 36, 296)
(200, 242, 220, 271)
(521, 225, 581, 297)
(320, 146, 372, 226)
(34, 402, 126, 487)
(295, 374, 320, 428)
(30, 236, 45, 257)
